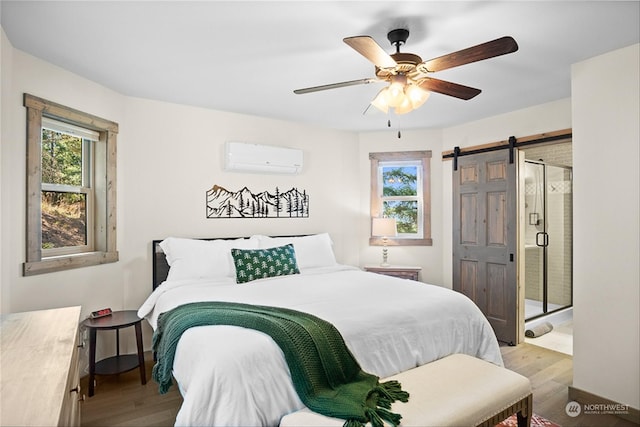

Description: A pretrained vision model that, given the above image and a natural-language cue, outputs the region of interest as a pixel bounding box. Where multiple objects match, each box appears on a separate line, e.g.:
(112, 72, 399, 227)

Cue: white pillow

(160, 237, 258, 281)
(253, 233, 337, 270)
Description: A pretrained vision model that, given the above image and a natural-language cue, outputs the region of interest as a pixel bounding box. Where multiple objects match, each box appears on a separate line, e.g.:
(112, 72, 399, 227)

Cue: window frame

(369, 150, 432, 246)
(23, 93, 119, 275)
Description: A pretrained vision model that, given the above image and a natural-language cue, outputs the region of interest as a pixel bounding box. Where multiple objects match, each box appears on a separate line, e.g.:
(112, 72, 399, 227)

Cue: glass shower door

(524, 161, 573, 320)
(544, 164, 572, 314)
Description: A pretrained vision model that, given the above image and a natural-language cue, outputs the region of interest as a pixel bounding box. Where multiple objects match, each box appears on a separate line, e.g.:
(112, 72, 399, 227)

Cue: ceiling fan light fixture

(371, 88, 390, 113)
(394, 96, 414, 115)
(385, 74, 408, 107)
(385, 88, 405, 108)
(405, 84, 430, 109)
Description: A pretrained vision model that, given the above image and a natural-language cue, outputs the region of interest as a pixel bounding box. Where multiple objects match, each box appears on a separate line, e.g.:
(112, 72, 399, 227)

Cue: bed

(138, 233, 503, 427)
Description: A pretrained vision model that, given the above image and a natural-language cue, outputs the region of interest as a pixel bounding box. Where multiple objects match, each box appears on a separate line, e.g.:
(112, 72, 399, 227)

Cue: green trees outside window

(41, 128, 88, 249)
(381, 166, 419, 234)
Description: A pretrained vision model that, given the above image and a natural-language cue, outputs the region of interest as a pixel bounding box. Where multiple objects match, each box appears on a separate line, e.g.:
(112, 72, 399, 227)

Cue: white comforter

(138, 265, 502, 427)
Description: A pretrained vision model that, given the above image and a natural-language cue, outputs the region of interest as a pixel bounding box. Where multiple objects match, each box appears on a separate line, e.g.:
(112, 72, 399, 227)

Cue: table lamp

(372, 217, 397, 266)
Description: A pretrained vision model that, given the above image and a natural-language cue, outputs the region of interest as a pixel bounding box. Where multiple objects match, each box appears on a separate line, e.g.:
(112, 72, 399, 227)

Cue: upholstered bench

(279, 353, 532, 427)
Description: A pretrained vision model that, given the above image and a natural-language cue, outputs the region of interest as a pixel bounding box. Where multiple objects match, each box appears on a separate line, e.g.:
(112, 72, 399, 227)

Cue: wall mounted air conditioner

(224, 142, 303, 174)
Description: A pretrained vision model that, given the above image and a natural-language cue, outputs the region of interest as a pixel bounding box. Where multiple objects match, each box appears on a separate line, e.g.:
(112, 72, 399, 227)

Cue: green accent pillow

(231, 244, 300, 284)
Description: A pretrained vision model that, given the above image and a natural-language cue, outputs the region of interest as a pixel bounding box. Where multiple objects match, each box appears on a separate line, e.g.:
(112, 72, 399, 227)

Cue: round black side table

(83, 310, 147, 397)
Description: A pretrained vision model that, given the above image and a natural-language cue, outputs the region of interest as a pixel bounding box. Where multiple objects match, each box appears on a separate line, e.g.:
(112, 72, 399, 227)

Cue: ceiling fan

(294, 29, 518, 115)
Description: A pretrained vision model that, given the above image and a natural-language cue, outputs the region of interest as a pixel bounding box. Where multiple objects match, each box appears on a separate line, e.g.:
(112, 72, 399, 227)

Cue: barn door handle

(536, 232, 549, 247)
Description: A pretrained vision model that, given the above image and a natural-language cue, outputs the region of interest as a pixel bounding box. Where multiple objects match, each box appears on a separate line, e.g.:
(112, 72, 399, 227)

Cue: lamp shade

(371, 88, 390, 113)
(405, 84, 430, 109)
(385, 75, 406, 108)
(372, 217, 397, 237)
(394, 96, 414, 115)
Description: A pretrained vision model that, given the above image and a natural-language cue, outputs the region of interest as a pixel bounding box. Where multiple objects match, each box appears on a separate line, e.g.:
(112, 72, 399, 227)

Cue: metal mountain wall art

(206, 184, 309, 219)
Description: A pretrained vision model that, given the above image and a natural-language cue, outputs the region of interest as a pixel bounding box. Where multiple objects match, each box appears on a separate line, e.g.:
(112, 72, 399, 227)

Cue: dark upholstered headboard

(152, 239, 171, 289)
(152, 235, 310, 290)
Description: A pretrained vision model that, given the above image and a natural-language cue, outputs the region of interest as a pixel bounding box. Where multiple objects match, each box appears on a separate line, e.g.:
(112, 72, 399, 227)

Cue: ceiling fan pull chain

(387, 118, 401, 139)
(396, 117, 402, 138)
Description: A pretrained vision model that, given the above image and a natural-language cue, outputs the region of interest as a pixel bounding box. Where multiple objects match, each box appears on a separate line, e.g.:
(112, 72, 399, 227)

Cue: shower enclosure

(524, 160, 573, 320)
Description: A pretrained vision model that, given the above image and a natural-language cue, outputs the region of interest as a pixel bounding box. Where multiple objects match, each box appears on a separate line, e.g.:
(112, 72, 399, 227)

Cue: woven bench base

(477, 393, 532, 427)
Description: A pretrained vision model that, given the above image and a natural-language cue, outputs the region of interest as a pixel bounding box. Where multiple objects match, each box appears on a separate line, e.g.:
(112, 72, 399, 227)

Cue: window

(24, 94, 119, 275)
(41, 118, 96, 255)
(369, 151, 432, 246)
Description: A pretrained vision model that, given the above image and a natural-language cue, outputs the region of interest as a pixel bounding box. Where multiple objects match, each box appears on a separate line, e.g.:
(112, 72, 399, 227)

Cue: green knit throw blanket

(152, 301, 409, 427)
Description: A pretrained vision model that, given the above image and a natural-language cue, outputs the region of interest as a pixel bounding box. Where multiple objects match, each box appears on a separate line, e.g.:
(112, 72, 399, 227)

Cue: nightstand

(364, 265, 422, 281)
(83, 310, 146, 397)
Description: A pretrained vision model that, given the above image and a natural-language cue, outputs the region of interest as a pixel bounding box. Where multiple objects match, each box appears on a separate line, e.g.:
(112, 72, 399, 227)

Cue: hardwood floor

(81, 353, 182, 427)
(500, 343, 637, 427)
(81, 345, 637, 426)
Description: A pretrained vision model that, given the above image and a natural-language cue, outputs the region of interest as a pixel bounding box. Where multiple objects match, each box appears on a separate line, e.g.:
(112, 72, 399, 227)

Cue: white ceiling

(2, 1, 639, 132)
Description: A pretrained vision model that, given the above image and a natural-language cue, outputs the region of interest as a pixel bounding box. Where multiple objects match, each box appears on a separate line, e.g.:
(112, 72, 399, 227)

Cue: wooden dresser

(1, 306, 82, 426)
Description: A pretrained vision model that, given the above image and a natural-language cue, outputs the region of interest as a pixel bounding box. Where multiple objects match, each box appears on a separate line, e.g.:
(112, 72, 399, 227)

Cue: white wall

(571, 43, 639, 410)
(0, 28, 9, 313)
(120, 97, 361, 313)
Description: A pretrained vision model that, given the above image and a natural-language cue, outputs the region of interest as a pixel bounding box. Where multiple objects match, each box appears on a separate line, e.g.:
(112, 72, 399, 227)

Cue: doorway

(447, 130, 572, 346)
(523, 160, 573, 320)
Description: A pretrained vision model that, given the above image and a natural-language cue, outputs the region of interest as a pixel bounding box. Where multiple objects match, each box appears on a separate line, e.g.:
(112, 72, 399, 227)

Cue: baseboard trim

(568, 386, 640, 424)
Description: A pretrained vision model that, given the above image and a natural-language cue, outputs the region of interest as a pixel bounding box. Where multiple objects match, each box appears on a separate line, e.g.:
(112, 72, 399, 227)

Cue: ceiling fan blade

(294, 78, 382, 94)
(343, 36, 397, 69)
(417, 77, 482, 100)
(421, 36, 518, 73)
